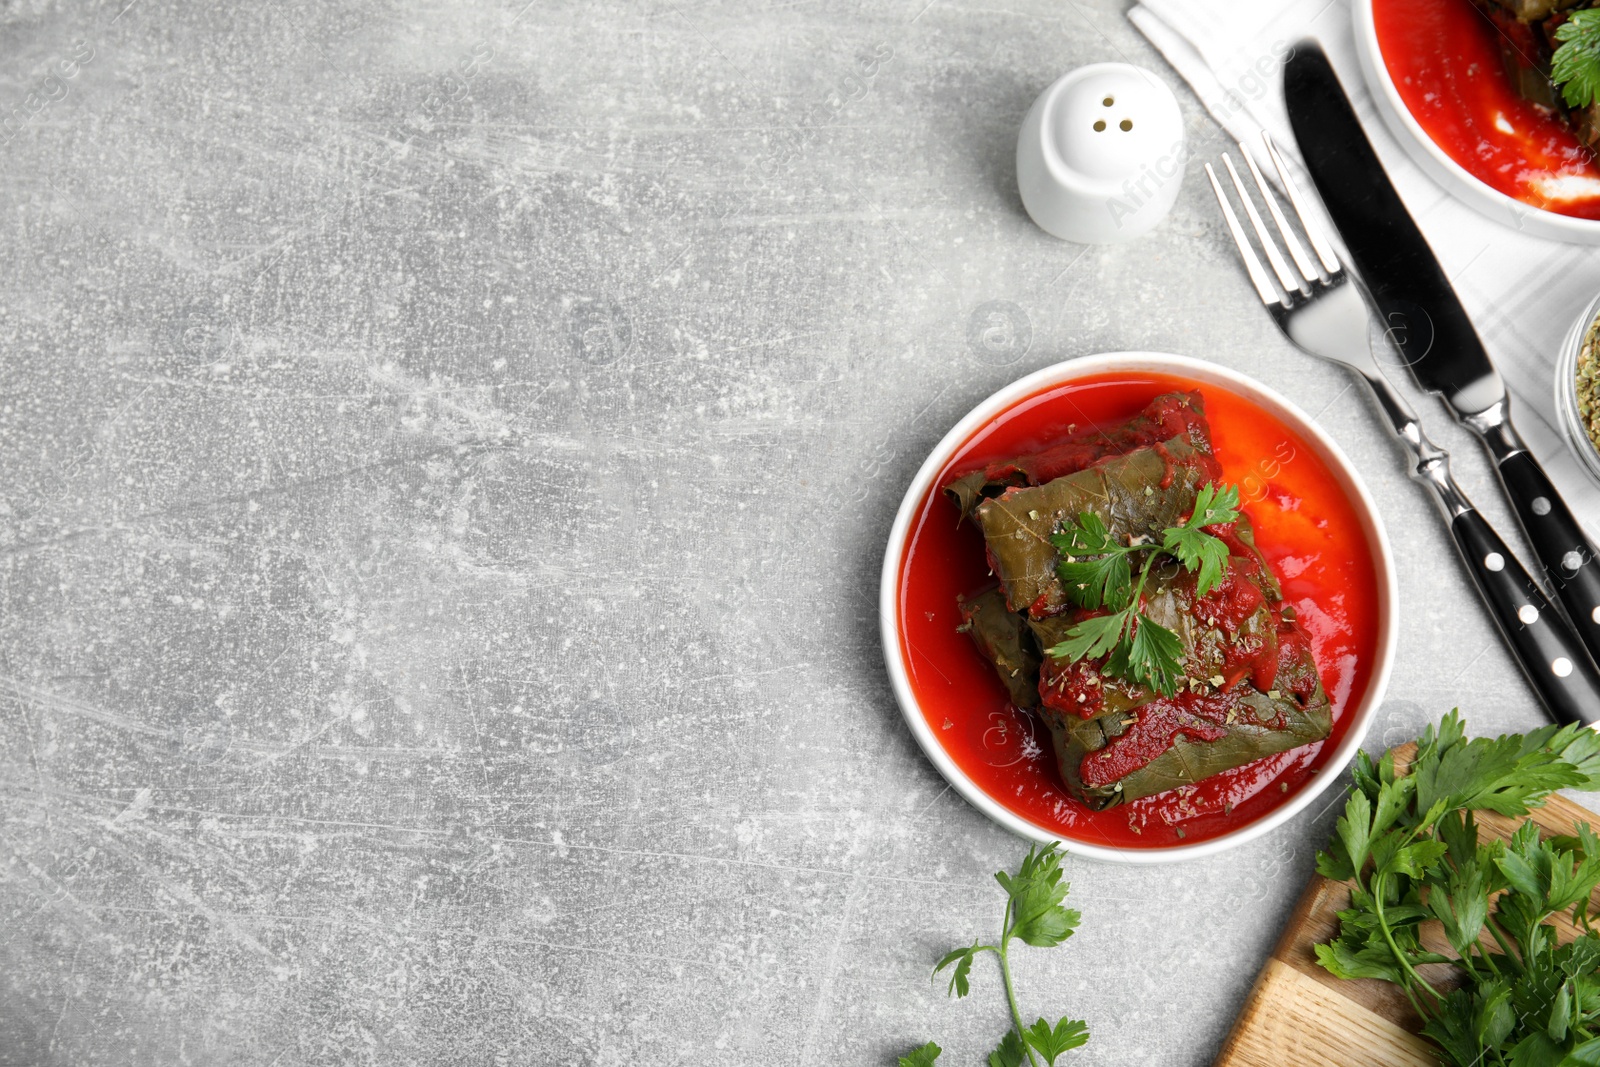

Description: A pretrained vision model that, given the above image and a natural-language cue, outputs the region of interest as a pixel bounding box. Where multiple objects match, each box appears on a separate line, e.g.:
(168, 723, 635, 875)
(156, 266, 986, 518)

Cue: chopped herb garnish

(1044, 482, 1241, 697)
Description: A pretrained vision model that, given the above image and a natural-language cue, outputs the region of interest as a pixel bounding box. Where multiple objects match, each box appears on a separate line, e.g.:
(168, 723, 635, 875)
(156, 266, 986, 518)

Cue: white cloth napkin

(1129, 0, 1600, 532)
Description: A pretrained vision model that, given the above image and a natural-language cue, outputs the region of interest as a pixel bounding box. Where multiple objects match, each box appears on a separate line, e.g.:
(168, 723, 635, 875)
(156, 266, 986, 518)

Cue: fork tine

(1261, 132, 1341, 275)
(1205, 162, 1285, 308)
(1222, 153, 1302, 296)
(1236, 140, 1318, 285)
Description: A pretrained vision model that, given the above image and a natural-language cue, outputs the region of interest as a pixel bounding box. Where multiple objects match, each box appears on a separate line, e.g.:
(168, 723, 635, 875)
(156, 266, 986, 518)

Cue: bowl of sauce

(1355, 0, 1600, 241)
(879, 353, 1398, 863)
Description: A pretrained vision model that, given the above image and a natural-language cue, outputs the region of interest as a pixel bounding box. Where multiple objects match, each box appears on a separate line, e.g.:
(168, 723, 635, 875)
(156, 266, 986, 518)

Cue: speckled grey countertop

(0, 1, 1587, 1064)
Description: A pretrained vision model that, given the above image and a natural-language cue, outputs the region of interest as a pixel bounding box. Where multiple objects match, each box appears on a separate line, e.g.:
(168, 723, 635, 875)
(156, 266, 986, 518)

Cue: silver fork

(1208, 134, 1600, 727)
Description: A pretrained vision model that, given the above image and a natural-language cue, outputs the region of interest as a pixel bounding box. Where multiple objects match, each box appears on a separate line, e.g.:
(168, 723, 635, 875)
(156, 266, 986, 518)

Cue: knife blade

(1283, 42, 1600, 674)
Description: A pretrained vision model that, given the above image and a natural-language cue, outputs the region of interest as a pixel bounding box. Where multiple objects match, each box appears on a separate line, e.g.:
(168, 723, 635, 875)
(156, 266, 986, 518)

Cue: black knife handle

(1492, 448, 1600, 663)
(1451, 507, 1600, 728)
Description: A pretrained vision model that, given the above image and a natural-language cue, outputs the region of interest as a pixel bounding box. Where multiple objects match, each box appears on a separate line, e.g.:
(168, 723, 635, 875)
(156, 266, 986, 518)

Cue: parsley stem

(1113, 552, 1160, 670)
(997, 925, 1042, 1067)
(1132, 549, 1156, 606)
(1485, 916, 1523, 973)
(1373, 872, 1444, 1007)
(1447, 906, 1485, 982)
(1469, 937, 1500, 979)
(1102, 553, 1158, 661)
(1394, 972, 1430, 1024)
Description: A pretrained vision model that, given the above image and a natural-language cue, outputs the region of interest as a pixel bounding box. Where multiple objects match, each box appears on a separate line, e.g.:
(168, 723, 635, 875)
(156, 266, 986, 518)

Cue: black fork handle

(1449, 506, 1600, 728)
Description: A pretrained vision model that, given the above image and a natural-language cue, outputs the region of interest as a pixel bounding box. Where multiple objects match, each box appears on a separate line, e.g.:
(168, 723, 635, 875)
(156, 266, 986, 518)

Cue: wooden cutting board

(1213, 745, 1600, 1067)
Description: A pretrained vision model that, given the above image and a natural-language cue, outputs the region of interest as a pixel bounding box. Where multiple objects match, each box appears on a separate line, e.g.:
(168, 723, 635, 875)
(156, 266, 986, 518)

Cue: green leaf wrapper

(943, 390, 1214, 520)
(971, 434, 1217, 618)
(958, 588, 1042, 710)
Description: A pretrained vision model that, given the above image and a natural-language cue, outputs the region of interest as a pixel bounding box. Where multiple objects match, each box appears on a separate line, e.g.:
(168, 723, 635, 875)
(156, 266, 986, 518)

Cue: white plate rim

(877, 351, 1400, 864)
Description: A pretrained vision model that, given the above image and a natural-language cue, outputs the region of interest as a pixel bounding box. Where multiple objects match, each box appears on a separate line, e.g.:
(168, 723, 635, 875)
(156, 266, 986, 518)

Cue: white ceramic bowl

(1351, 0, 1600, 244)
(878, 352, 1399, 864)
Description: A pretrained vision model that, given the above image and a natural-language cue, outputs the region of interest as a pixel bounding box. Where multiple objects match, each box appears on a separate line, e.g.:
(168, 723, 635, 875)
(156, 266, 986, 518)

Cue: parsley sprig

(1555, 10, 1600, 110)
(1044, 482, 1240, 697)
(1315, 711, 1600, 1066)
(899, 844, 1090, 1067)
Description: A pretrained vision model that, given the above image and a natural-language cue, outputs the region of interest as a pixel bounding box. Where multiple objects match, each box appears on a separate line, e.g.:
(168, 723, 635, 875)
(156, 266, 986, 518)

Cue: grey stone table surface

(0, 1, 1584, 1064)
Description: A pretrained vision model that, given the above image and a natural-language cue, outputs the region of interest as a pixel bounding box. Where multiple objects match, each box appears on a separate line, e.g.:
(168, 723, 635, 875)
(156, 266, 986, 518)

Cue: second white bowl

(1351, 0, 1600, 244)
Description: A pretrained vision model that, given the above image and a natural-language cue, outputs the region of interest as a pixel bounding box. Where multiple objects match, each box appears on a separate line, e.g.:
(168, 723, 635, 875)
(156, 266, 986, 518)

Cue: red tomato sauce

(1374, 0, 1600, 218)
(894, 373, 1382, 848)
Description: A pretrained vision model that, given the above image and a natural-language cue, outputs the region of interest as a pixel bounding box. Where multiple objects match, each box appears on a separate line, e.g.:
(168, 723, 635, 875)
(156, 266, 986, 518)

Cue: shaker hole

(1120, 119, 1133, 131)
(1093, 119, 1106, 132)
(1103, 96, 1115, 106)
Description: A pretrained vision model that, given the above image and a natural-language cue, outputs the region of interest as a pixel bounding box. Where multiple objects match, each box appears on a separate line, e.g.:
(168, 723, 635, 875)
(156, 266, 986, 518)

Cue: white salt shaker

(1016, 63, 1186, 244)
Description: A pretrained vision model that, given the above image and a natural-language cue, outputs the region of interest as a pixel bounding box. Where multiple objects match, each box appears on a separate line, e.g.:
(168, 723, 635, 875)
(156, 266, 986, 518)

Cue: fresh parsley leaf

(1435, 807, 1479, 868)
(1555, 10, 1600, 109)
(1050, 511, 1118, 558)
(1050, 599, 1184, 699)
(934, 942, 979, 998)
(1419, 987, 1485, 1067)
(1549, 721, 1600, 789)
(1171, 486, 1241, 591)
(1413, 713, 1589, 818)
(1024, 1017, 1090, 1064)
(1476, 981, 1516, 1052)
(1121, 615, 1183, 696)
(1375, 838, 1448, 880)
(1504, 821, 1600, 918)
(988, 1030, 1028, 1067)
(1052, 512, 1136, 611)
(1163, 524, 1231, 598)
(1162, 482, 1240, 597)
(1049, 611, 1130, 665)
(918, 844, 1090, 1067)
(1055, 549, 1132, 611)
(997, 844, 1080, 949)
(1569, 1036, 1600, 1067)
(1372, 775, 1417, 837)
(1505, 1030, 1563, 1067)
(1550, 980, 1573, 1043)
(1188, 481, 1241, 528)
(1426, 860, 1488, 958)
(1313, 937, 1406, 985)
(1317, 786, 1373, 882)
(1561, 933, 1600, 978)
(1352, 747, 1388, 796)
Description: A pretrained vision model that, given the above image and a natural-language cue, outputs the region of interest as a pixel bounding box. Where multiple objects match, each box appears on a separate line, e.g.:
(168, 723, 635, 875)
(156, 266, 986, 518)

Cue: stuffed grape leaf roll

(943, 390, 1332, 811)
(1025, 525, 1330, 809)
(971, 434, 1219, 618)
(957, 587, 1041, 710)
(944, 390, 1215, 519)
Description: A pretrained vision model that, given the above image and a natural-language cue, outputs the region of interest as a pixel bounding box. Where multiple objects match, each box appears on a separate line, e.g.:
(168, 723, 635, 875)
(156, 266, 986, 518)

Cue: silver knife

(1284, 42, 1600, 671)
